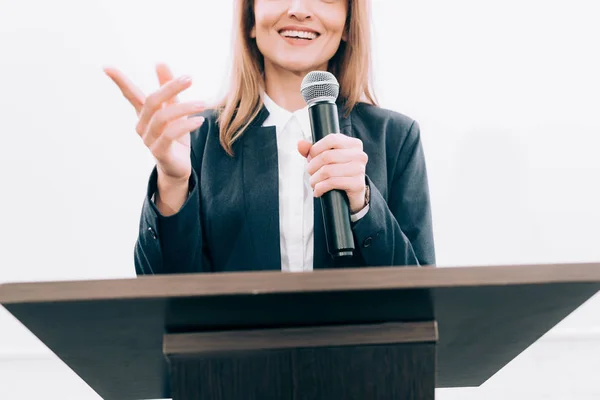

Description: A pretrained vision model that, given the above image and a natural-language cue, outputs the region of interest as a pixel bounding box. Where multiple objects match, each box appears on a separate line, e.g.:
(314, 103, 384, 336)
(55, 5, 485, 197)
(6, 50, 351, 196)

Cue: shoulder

(350, 102, 421, 146)
(353, 102, 415, 128)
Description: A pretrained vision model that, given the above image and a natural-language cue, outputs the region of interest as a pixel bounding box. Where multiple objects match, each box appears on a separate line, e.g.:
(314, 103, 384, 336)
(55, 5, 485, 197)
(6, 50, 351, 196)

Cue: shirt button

(148, 227, 157, 240)
(363, 237, 372, 248)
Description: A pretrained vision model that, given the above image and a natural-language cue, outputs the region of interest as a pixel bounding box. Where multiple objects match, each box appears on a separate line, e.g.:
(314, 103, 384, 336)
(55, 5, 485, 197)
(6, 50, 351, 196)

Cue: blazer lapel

(313, 102, 354, 269)
(241, 106, 282, 271)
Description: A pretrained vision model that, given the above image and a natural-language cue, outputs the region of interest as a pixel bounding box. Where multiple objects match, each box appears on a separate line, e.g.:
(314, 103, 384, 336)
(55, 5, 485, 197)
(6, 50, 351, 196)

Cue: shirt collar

(262, 92, 312, 141)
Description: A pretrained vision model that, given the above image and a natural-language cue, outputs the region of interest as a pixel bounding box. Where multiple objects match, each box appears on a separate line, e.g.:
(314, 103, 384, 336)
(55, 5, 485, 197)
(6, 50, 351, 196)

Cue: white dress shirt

(261, 93, 369, 273)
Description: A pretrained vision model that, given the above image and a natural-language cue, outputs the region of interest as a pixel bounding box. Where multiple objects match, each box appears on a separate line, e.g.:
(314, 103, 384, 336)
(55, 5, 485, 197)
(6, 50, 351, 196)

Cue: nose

(288, 0, 312, 20)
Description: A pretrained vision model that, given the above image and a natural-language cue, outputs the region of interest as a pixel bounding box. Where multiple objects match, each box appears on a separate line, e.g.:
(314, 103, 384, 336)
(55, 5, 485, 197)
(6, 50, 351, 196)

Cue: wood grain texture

(167, 344, 435, 400)
(1, 263, 599, 399)
(169, 350, 293, 400)
(292, 343, 435, 400)
(2, 262, 600, 304)
(164, 321, 438, 355)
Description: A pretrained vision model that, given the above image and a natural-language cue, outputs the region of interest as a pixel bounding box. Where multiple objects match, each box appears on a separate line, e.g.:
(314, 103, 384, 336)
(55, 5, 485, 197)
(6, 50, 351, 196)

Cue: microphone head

(301, 71, 340, 106)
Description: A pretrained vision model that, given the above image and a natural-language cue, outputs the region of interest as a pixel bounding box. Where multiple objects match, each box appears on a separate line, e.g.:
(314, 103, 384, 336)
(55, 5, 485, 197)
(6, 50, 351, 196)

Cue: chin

(276, 58, 329, 74)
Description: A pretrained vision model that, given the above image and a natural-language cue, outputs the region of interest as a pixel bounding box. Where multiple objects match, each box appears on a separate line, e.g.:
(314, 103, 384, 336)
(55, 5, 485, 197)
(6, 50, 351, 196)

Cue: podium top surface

(2, 262, 600, 304)
(2, 262, 600, 400)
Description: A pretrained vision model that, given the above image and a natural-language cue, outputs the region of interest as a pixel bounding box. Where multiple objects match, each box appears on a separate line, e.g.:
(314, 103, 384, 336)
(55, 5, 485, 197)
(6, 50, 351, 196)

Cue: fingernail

(179, 75, 192, 84)
(194, 101, 205, 109)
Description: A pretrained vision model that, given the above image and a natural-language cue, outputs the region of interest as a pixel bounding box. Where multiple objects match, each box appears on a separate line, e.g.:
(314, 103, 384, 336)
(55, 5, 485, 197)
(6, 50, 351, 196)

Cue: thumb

(297, 140, 312, 159)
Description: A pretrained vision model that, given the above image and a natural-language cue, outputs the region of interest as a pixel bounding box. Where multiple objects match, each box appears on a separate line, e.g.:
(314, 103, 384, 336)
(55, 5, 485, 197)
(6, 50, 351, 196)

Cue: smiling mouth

(279, 29, 320, 41)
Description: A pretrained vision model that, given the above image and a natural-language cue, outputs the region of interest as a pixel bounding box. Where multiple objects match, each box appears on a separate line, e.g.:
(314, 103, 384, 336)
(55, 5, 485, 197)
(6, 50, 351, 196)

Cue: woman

(104, 0, 435, 275)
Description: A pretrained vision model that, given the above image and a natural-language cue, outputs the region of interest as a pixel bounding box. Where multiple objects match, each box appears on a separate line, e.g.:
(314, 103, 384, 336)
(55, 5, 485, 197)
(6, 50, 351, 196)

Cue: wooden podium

(1, 263, 599, 399)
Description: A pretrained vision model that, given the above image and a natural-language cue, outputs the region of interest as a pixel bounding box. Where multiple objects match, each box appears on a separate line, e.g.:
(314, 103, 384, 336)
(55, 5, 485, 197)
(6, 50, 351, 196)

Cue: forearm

(135, 167, 206, 275)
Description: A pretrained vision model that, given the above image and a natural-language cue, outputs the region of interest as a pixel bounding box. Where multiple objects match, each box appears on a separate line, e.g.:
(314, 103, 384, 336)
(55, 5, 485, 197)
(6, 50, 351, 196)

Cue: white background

(1, 0, 599, 398)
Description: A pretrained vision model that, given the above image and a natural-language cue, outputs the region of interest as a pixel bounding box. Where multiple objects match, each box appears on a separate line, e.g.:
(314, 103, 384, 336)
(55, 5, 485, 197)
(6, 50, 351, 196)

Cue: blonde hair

(216, 0, 377, 156)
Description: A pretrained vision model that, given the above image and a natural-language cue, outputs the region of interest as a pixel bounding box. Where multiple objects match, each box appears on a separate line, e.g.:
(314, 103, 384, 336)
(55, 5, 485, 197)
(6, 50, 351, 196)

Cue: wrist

(349, 185, 369, 214)
(156, 165, 191, 188)
(156, 172, 191, 217)
(157, 173, 190, 192)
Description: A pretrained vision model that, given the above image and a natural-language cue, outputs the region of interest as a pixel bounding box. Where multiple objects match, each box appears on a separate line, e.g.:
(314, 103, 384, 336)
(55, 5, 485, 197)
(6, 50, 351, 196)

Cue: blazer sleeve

(133, 166, 208, 275)
(351, 120, 436, 267)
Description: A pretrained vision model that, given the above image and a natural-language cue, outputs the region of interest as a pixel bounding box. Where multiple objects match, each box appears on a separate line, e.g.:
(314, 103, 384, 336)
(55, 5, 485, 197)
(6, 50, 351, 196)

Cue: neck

(264, 61, 327, 112)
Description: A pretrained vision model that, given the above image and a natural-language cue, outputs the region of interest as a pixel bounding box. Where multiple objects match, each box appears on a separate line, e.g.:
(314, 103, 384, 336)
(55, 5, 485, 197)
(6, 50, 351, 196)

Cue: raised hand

(104, 64, 206, 215)
(104, 63, 205, 183)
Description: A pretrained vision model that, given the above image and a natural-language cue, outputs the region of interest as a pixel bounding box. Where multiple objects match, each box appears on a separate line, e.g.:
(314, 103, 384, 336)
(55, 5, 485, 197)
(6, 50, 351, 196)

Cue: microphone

(301, 71, 355, 259)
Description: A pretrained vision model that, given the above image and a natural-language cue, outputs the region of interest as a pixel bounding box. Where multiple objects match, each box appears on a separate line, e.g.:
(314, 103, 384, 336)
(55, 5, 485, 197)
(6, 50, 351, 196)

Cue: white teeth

(280, 30, 318, 40)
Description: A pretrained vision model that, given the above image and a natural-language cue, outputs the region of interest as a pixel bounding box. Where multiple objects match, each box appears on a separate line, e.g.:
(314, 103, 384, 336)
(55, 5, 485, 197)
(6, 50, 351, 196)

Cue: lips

(279, 30, 319, 40)
(278, 26, 321, 42)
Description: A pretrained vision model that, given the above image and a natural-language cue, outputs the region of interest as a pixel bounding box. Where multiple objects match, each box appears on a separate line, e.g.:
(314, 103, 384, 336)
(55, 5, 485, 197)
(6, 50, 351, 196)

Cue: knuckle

(145, 92, 161, 109)
(147, 140, 157, 154)
(311, 164, 320, 177)
(135, 121, 144, 137)
(315, 181, 325, 194)
(153, 108, 168, 126)
(143, 135, 153, 149)
(360, 151, 368, 164)
(306, 163, 314, 176)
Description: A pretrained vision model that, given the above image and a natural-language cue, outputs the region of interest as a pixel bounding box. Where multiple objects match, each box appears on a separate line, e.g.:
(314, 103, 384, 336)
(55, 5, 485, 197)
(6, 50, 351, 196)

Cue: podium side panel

(292, 343, 435, 400)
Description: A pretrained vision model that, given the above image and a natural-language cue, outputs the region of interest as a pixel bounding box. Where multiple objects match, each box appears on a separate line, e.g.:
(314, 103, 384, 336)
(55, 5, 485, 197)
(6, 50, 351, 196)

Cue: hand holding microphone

(298, 133, 368, 214)
(298, 71, 368, 259)
(103, 64, 206, 215)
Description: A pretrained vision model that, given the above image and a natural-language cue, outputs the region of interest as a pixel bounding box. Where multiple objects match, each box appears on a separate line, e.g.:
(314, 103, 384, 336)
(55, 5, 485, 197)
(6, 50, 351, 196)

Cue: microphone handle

(308, 101, 355, 258)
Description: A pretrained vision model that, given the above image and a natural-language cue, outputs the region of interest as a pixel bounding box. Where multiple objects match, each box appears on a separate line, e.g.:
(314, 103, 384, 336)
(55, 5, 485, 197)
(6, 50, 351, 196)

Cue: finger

(297, 140, 312, 158)
(149, 116, 205, 160)
(313, 176, 365, 198)
(142, 101, 206, 147)
(309, 162, 365, 189)
(156, 63, 178, 106)
(136, 75, 193, 137)
(307, 148, 368, 175)
(103, 66, 146, 115)
(308, 133, 362, 159)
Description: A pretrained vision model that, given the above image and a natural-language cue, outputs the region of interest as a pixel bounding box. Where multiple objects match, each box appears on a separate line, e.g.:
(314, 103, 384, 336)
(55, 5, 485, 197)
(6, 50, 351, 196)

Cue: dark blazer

(134, 102, 435, 275)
